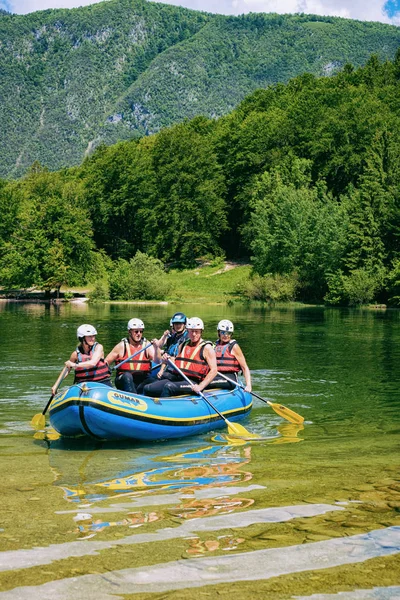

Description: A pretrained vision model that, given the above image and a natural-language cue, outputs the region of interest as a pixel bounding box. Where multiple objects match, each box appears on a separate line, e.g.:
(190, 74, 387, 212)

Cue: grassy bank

(165, 263, 251, 303)
(1, 262, 252, 304)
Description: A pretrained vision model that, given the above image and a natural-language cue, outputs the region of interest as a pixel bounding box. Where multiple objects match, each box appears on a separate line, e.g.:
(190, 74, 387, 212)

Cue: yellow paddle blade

(33, 428, 60, 441)
(268, 401, 304, 424)
(30, 413, 45, 430)
(226, 420, 260, 439)
(222, 435, 248, 446)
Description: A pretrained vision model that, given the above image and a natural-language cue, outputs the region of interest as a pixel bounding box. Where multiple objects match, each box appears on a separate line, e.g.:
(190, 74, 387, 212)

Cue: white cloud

(0, 0, 399, 25)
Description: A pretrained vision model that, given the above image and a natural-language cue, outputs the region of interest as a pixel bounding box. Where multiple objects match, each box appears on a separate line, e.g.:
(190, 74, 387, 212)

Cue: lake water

(0, 301, 399, 599)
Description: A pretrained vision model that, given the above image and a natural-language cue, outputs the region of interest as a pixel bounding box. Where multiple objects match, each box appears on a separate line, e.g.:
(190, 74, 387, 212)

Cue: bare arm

(156, 330, 170, 348)
(52, 358, 73, 394)
(63, 349, 77, 374)
(232, 344, 252, 392)
(66, 343, 104, 371)
(192, 344, 218, 394)
(146, 340, 162, 365)
(105, 342, 124, 366)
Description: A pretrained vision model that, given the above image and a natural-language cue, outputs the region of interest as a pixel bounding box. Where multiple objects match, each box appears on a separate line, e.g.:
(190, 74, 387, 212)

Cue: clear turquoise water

(0, 301, 399, 599)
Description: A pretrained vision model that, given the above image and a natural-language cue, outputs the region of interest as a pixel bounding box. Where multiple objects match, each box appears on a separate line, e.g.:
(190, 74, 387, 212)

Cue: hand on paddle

(52, 366, 70, 395)
(191, 383, 202, 395)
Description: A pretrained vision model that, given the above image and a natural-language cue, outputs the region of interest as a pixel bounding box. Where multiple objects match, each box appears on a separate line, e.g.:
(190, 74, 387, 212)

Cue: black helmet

(171, 312, 187, 324)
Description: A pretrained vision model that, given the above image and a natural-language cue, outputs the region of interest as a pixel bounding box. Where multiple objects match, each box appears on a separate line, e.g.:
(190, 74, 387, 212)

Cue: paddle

(166, 359, 258, 438)
(217, 372, 304, 424)
(30, 366, 69, 429)
(112, 342, 153, 370)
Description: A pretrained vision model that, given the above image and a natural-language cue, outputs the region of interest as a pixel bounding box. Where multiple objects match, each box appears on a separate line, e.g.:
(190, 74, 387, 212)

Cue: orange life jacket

(175, 340, 212, 382)
(74, 342, 111, 383)
(215, 340, 241, 373)
(115, 339, 151, 373)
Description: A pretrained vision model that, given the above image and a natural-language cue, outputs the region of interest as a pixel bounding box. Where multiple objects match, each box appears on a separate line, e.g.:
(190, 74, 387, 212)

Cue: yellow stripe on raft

(50, 391, 252, 424)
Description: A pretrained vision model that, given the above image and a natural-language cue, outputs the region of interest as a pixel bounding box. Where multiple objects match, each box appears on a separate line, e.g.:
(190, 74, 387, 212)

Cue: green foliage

(140, 122, 228, 265)
(88, 280, 110, 303)
(324, 271, 346, 306)
(342, 269, 383, 305)
(1, 6, 400, 177)
(0, 0, 211, 178)
(1, 50, 400, 306)
(0, 167, 94, 291)
(109, 251, 171, 300)
(237, 272, 298, 302)
(324, 268, 385, 306)
(387, 260, 400, 306)
(245, 158, 348, 300)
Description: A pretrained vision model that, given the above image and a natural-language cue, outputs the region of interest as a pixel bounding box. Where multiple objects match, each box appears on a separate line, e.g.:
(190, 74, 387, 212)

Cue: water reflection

(73, 510, 161, 540)
(52, 441, 253, 503)
(43, 420, 306, 543)
(47, 438, 257, 540)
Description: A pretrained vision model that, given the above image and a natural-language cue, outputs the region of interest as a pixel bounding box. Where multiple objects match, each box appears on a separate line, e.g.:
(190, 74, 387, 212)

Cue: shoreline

(0, 297, 389, 310)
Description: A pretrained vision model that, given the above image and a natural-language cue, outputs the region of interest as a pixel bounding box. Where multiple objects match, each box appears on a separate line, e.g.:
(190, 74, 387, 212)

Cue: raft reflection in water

(49, 423, 303, 540)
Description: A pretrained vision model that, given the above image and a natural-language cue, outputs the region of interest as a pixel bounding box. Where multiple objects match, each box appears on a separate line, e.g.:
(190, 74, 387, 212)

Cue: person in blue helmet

(143, 317, 217, 398)
(143, 312, 189, 392)
(157, 312, 188, 364)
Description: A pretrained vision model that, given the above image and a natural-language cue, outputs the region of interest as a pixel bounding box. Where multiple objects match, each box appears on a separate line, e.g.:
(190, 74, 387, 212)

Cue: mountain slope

(1, 1, 399, 178)
(101, 13, 400, 145)
(0, 0, 211, 178)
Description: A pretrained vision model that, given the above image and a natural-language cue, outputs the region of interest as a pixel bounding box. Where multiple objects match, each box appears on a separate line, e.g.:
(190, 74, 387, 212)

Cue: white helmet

(217, 319, 234, 333)
(77, 324, 97, 339)
(127, 318, 144, 331)
(187, 317, 204, 330)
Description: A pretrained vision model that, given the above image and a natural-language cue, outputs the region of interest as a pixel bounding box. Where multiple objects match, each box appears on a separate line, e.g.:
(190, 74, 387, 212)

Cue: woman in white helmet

(143, 317, 218, 398)
(53, 324, 112, 393)
(105, 318, 161, 393)
(213, 319, 252, 392)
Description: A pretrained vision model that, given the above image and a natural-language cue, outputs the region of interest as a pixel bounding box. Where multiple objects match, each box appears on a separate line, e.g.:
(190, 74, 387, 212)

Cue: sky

(0, 0, 399, 26)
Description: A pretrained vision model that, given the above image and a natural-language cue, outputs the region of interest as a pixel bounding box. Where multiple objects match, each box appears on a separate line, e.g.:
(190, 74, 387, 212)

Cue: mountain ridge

(1, 0, 399, 178)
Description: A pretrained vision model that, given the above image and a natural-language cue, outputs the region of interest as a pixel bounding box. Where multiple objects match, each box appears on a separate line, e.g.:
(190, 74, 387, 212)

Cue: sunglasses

(130, 329, 143, 334)
(219, 330, 232, 335)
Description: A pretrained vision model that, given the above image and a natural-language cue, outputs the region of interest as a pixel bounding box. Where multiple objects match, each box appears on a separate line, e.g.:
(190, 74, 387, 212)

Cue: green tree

(141, 122, 228, 265)
(245, 158, 348, 299)
(0, 168, 94, 293)
(343, 131, 392, 275)
(109, 251, 171, 300)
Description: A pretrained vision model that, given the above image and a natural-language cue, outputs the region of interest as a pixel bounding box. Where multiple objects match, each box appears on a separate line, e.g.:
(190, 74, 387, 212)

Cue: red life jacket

(215, 339, 241, 372)
(74, 342, 111, 383)
(115, 339, 151, 373)
(175, 340, 212, 382)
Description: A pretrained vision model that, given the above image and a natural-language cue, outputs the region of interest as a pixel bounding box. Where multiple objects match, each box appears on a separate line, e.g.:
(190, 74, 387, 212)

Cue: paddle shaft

(217, 371, 304, 424)
(43, 366, 69, 416)
(167, 359, 229, 423)
(218, 371, 278, 404)
(217, 372, 269, 403)
(112, 341, 153, 370)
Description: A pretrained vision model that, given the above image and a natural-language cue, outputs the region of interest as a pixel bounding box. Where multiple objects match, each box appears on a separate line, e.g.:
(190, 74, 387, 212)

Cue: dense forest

(1, 0, 400, 177)
(1, 54, 399, 306)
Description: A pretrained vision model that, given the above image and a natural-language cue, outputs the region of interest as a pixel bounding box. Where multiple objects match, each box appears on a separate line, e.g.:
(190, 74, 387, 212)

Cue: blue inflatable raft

(49, 382, 253, 441)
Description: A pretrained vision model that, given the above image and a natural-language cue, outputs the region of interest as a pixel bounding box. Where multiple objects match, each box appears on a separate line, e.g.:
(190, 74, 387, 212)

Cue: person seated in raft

(105, 318, 161, 394)
(154, 312, 189, 380)
(208, 319, 252, 392)
(54, 324, 112, 393)
(143, 317, 217, 398)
